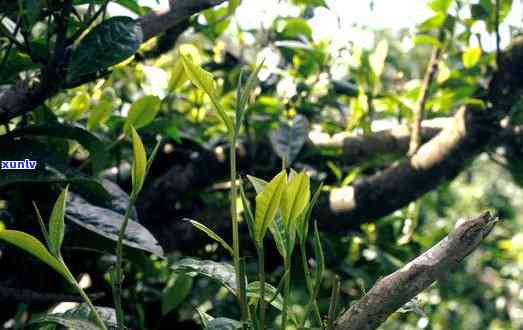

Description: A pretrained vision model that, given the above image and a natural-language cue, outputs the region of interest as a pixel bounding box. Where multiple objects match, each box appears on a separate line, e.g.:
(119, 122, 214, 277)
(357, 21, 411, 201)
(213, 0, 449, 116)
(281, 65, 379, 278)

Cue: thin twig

(408, 33, 445, 156)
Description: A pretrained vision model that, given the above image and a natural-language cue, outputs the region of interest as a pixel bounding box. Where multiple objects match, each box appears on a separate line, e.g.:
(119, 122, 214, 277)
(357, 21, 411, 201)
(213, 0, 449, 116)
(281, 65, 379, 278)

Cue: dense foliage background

(1, 0, 523, 329)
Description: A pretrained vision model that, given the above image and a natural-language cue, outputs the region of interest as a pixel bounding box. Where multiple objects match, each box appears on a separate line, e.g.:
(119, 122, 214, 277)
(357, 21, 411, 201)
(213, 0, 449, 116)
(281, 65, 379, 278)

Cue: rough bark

(317, 36, 523, 229)
(335, 211, 497, 330)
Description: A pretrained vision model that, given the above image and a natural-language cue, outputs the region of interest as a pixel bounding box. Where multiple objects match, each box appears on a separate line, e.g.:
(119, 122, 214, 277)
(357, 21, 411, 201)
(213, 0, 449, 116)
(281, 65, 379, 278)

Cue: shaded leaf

(246, 175, 267, 193)
(67, 16, 143, 81)
(28, 315, 99, 330)
(162, 274, 193, 316)
(269, 115, 309, 165)
(65, 193, 164, 256)
(205, 318, 242, 330)
(5, 123, 110, 173)
(170, 258, 237, 293)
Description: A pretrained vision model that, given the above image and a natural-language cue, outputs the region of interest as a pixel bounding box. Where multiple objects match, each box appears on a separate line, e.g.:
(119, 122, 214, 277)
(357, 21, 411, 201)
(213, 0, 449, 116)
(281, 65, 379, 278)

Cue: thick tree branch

(0, 0, 226, 124)
(318, 36, 523, 230)
(335, 211, 497, 330)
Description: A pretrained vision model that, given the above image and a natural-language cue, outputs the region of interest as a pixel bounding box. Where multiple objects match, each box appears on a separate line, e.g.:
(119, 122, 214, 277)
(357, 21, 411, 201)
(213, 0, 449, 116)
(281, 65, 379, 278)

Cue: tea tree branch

(335, 212, 497, 330)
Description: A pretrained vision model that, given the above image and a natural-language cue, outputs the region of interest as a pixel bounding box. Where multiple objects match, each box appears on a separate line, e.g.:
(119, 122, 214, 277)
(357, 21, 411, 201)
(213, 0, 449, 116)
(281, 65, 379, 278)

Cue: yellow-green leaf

(0, 229, 70, 281)
(462, 47, 481, 69)
(280, 171, 310, 228)
(254, 171, 287, 244)
(48, 186, 68, 256)
(369, 40, 388, 78)
(87, 98, 113, 130)
(130, 126, 147, 194)
(124, 95, 161, 135)
(179, 46, 233, 132)
(67, 92, 90, 120)
(187, 219, 233, 256)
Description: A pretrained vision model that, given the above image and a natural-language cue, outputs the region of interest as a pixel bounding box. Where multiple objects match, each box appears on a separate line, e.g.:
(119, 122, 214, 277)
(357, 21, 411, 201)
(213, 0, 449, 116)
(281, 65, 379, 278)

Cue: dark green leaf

(5, 123, 110, 173)
(170, 258, 237, 293)
(269, 115, 309, 165)
(65, 193, 164, 256)
(206, 318, 242, 330)
(67, 16, 143, 81)
(162, 274, 194, 316)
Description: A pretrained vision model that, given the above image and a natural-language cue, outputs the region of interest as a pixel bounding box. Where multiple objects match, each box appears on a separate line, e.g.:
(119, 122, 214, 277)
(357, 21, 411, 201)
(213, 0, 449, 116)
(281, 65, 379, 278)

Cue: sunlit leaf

(48, 186, 68, 256)
(179, 46, 233, 132)
(186, 219, 233, 255)
(254, 171, 287, 244)
(247, 281, 284, 311)
(369, 40, 388, 78)
(462, 47, 481, 69)
(130, 126, 147, 194)
(280, 171, 310, 229)
(0, 230, 70, 281)
(124, 95, 161, 135)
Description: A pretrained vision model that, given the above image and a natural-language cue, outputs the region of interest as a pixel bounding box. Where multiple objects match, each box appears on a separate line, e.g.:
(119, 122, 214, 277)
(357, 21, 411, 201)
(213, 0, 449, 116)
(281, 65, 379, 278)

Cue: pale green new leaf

(48, 186, 68, 256)
(280, 171, 310, 228)
(462, 47, 481, 69)
(247, 281, 284, 311)
(0, 230, 70, 281)
(130, 126, 147, 194)
(124, 95, 161, 135)
(369, 40, 388, 78)
(254, 171, 287, 244)
(186, 219, 233, 256)
(180, 48, 233, 132)
(246, 175, 267, 193)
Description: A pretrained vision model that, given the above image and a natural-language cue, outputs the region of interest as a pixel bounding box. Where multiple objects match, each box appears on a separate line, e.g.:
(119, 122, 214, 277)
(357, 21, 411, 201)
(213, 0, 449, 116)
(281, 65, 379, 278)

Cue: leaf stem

(63, 265, 108, 330)
(257, 244, 266, 329)
(230, 134, 248, 324)
(299, 241, 322, 327)
(281, 256, 291, 330)
(113, 192, 137, 330)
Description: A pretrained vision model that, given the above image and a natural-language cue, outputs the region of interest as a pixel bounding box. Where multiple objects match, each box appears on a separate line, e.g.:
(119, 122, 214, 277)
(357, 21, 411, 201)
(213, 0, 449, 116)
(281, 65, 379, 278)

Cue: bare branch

(408, 37, 444, 155)
(335, 211, 498, 330)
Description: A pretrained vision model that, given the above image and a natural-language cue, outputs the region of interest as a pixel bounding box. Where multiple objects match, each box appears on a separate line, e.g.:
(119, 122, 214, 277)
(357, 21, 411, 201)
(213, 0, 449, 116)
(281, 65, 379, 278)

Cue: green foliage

(254, 171, 287, 244)
(0, 229, 70, 280)
(130, 126, 146, 194)
(67, 16, 143, 82)
(124, 95, 161, 135)
(48, 186, 68, 257)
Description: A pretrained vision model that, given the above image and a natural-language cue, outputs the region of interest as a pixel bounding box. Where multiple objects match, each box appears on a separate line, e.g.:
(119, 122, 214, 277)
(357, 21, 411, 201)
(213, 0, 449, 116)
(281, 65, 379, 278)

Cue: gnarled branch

(335, 211, 497, 330)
